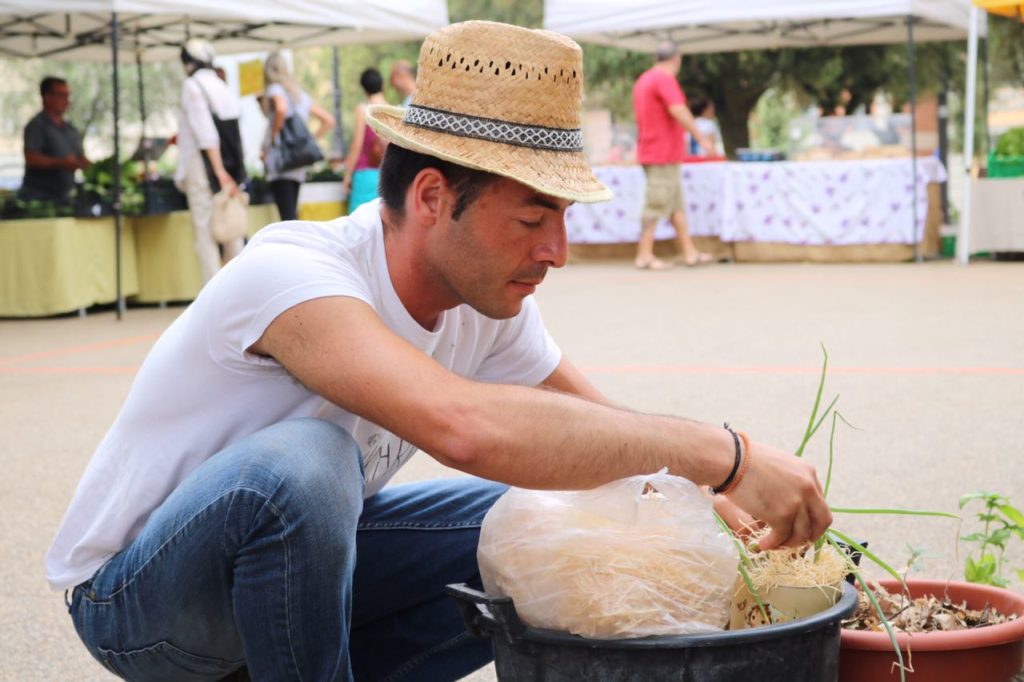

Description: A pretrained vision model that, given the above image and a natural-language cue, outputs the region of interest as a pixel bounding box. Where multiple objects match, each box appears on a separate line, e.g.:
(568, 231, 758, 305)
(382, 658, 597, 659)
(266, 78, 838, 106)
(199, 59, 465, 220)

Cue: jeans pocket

(98, 641, 240, 681)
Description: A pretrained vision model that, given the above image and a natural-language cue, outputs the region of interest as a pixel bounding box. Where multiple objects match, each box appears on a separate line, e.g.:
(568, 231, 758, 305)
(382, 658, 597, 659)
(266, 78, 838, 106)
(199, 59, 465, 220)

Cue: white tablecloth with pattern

(566, 157, 947, 245)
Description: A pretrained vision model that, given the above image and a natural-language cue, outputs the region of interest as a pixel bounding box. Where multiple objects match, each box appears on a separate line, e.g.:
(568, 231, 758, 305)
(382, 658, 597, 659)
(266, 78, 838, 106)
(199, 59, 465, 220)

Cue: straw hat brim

(366, 105, 612, 204)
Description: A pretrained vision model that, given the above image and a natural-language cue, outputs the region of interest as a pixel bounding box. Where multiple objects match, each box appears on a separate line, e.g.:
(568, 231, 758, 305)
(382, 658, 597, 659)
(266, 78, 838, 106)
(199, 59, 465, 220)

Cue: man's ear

(408, 167, 452, 227)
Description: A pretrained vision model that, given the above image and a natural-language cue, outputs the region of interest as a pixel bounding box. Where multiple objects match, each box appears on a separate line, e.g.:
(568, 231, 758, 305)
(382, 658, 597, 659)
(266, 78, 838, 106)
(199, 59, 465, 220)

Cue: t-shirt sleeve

(201, 236, 375, 369)
(656, 73, 686, 108)
(473, 297, 562, 386)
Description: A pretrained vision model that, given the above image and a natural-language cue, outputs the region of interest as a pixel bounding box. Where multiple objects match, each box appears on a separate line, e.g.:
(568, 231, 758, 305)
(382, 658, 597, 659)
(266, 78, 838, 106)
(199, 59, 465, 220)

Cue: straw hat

(366, 21, 611, 204)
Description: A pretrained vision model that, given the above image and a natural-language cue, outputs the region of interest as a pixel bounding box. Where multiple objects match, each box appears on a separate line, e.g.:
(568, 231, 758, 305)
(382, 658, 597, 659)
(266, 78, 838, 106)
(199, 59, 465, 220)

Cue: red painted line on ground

(0, 334, 159, 367)
(0, 365, 139, 375)
(580, 365, 1024, 376)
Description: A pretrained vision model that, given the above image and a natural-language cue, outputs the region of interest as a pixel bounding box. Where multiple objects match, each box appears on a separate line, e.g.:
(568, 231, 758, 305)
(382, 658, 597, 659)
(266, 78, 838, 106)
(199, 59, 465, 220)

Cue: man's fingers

(759, 527, 788, 551)
(790, 507, 814, 547)
(758, 514, 793, 550)
(811, 497, 833, 540)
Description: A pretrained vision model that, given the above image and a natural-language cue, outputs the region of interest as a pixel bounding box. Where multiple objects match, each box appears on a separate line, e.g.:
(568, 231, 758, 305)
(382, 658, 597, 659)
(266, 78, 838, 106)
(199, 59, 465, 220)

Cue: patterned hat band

(402, 104, 583, 152)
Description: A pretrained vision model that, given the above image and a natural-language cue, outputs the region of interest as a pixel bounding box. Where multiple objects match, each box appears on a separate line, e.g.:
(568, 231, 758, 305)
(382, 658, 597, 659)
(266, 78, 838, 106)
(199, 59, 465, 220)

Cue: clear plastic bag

(478, 470, 738, 639)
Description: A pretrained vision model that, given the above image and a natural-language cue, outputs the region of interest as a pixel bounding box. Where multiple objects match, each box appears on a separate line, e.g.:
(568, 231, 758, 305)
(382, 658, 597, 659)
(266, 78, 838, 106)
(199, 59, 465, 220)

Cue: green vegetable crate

(990, 128, 1024, 177)
(988, 152, 1024, 178)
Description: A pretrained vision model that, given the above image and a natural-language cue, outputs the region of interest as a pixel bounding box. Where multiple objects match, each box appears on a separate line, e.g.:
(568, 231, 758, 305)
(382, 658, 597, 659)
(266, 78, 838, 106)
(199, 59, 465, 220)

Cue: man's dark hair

(690, 96, 711, 118)
(40, 77, 67, 98)
(378, 144, 499, 221)
(360, 68, 384, 96)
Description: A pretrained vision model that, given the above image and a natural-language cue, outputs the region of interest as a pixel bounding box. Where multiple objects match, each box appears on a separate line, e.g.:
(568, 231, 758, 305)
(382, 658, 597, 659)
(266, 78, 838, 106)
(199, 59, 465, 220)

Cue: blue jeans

(68, 418, 504, 681)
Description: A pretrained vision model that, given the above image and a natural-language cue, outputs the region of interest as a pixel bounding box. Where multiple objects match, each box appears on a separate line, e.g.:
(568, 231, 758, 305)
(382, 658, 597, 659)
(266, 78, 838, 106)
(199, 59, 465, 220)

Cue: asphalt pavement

(2, 259, 1022, 681)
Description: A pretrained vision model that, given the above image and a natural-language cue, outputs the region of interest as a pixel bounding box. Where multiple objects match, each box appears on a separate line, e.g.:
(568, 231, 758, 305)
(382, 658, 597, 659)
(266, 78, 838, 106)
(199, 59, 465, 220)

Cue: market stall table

(567, 157, 948, 262)
(964, 177, 1024, 254)
(0, 216, 138, 317)
(132, 204, 279, 304)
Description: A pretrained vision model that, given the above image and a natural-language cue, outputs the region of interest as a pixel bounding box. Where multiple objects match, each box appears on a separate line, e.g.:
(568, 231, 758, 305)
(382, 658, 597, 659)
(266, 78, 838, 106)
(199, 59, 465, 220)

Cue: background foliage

(0, 2, 1020, 163)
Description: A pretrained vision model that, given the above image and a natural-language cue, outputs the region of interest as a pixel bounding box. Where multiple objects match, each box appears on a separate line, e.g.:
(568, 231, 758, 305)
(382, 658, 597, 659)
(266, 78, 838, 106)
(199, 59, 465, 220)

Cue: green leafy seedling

(729, 345, 958, 682)
(959, 491, 1024, 588)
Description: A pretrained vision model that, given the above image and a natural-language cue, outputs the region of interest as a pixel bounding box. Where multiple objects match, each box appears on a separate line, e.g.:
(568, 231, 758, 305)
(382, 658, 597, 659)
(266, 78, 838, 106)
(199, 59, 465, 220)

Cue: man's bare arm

(540, 357, 608, 403)
(25, 150, 81, 171)
(668, 103, 715, 154)
(252, 296, 830, 548)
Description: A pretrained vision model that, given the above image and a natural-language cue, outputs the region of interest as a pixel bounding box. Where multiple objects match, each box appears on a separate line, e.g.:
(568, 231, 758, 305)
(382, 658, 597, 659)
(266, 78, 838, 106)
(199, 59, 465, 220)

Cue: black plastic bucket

(447, 582, 858, 682)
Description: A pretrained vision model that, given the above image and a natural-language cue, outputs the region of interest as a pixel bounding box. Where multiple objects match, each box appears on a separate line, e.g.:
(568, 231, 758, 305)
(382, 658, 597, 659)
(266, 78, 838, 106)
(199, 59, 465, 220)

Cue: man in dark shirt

(19, 77, 90, 202)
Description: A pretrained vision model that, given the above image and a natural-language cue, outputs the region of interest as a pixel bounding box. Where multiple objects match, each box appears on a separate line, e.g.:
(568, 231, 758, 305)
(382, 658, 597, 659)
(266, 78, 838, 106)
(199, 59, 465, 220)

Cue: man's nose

(532, 221, 568, 268)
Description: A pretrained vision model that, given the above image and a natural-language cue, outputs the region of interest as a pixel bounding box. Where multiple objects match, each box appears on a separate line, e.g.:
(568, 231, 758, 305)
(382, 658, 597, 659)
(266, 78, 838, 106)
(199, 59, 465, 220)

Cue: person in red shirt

(632, 42, 715, 270)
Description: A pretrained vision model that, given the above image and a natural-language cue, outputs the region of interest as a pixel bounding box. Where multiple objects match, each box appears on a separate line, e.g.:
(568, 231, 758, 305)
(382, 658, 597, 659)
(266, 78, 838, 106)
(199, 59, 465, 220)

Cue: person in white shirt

(688, 96, 724, 157)
(50, 21, 831, 682)
(175, 39, 246, 283)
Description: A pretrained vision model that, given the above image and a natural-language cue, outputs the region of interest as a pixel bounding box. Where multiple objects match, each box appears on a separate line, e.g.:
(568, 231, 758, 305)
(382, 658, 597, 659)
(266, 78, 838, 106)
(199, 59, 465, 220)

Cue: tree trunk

(682, 52, 775, 158)
(717, 106, 751, 156)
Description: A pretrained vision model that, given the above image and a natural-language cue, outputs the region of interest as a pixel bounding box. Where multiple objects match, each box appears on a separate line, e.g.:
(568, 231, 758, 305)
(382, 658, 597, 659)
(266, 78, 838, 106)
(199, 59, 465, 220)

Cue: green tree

(988, 14, 1024, 85)
(780, 45, 895, 115)
(448, 0, 542, 26)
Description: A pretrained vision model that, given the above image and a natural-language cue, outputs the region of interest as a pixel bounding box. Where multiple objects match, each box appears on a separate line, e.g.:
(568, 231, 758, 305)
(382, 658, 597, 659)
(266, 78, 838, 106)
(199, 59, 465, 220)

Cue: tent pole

(959, 5, 980, 265)
(136, 48, 150, 213)
(136, 50, 146, 138)
(938, 63, 949, 225)
(111, 12, 125, 319)
(332, 47, 345, 157)
(906, 15, 920, 263)
(981, 27, 990, 157)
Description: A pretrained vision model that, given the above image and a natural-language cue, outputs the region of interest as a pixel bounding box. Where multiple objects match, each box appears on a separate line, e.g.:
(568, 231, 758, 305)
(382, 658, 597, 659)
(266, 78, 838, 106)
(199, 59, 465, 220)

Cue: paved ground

(2, 259, 1022, 680)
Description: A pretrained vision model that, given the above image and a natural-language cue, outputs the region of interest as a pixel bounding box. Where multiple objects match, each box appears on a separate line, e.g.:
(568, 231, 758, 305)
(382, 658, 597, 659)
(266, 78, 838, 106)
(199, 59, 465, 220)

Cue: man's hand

(723, 440, 831, 550)
(61, 154, 81, 171)
(698, 136, 716, 156)
(711, 494, 758, 538)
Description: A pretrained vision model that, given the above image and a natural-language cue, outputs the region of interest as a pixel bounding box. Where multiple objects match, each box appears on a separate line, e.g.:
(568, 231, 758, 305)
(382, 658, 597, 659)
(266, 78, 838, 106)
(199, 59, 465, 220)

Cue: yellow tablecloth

(131, 204, 280, 304)
(298, 201, 346, 222)
(0, 216, 139, 317)
(0, 204, 283, 316)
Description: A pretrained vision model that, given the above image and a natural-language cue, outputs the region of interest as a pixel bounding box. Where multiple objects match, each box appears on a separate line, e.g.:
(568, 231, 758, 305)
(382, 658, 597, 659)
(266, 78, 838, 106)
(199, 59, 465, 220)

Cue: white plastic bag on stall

(478, 470, 738, 639)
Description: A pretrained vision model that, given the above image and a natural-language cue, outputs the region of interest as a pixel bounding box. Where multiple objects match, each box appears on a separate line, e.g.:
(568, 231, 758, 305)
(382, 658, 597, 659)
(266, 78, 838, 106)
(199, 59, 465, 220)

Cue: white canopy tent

(0, 1, 448, 61)
(0, 0, 448, 316)
(544, 0, 980, 262)
(544, 0, 977, 53)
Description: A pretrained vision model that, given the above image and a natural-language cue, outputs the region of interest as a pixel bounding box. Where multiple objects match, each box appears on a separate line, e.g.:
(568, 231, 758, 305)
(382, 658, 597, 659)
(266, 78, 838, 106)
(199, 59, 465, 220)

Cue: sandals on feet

(634, 257, 674, 271)
(680, 252, 714, 267)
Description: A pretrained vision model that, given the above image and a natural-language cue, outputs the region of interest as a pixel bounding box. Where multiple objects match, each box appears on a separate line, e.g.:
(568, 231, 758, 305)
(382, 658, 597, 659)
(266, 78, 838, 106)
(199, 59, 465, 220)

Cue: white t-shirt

(45, 200, 562, 591)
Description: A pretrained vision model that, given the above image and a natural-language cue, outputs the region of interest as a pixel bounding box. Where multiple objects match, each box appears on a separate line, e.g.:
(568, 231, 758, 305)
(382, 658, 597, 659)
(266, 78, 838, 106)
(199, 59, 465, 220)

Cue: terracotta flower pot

(839, 579, 1024, 681)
